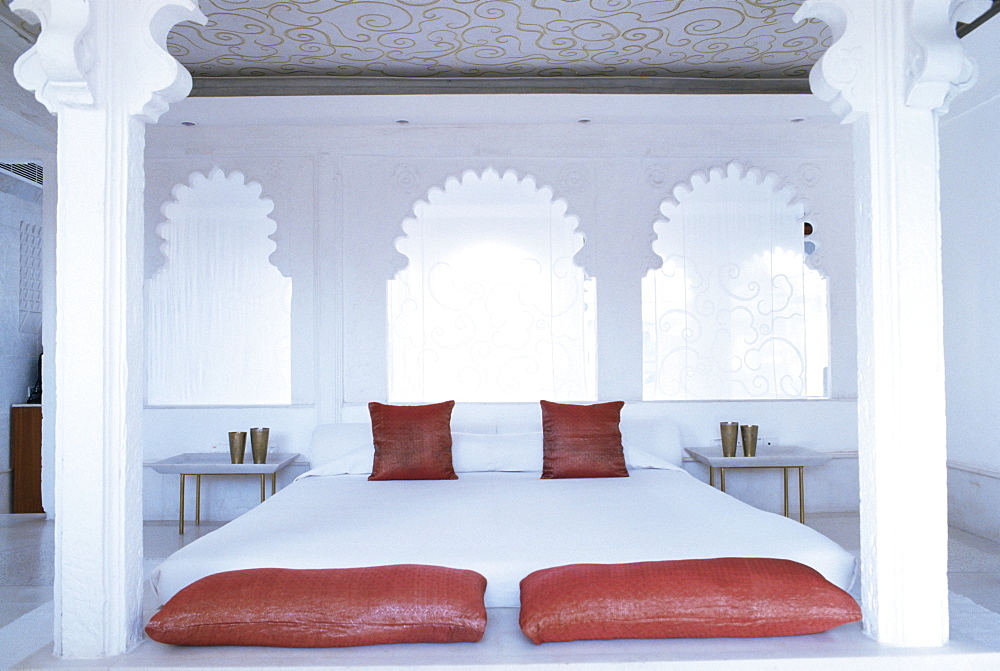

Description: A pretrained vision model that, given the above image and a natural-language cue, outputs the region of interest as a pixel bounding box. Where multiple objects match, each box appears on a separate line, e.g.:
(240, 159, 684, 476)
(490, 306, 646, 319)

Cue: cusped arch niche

(388, 168, 596, 402)
(641, 162, 829, 400)
(146, 167, 292, 406)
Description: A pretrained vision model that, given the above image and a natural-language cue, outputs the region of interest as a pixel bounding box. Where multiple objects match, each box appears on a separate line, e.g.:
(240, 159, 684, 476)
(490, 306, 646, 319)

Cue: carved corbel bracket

(907, 0, 991, 112)
(10, 0, 93, 113)
(12, 0, 206, 122)
(795, 0, 991, 121)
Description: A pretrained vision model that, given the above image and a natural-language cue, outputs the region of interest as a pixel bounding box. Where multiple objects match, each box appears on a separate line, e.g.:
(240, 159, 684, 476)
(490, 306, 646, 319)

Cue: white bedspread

(150, 469, 857, 607)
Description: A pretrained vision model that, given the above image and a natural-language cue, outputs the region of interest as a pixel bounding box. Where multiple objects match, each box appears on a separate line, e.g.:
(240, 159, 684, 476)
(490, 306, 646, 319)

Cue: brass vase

(228, 431, 247, 464)
(720, 422, 739, 457)
(741, 424, 759, 457)
(250, 427, 269, 464)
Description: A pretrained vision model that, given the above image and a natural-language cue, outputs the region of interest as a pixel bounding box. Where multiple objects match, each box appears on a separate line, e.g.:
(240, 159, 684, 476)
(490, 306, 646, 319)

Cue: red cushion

(145, 565, 487, 647)
(540, 400, 628, 478)
(369, 400, 457, 480)
(519, 558, 861, 643)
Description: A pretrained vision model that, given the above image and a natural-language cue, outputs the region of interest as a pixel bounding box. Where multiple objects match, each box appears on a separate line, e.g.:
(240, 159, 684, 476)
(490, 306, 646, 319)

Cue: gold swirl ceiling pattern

(166, 0, 831, 79)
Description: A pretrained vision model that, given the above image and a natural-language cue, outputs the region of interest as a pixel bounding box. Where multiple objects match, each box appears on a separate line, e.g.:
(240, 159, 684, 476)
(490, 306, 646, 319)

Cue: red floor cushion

(519, 557, 861, 643)
(146, 564, 487, 647)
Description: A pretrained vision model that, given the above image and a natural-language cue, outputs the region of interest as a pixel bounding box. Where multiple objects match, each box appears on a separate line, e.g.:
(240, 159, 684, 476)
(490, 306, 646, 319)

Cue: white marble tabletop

(150, 452, 301, 475)
(684, 445, 832, 468)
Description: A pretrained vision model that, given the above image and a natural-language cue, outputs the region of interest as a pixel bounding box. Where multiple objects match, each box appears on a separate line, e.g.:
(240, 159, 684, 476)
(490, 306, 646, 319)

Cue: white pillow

(301, 425, 547, 477)
(298, 444, 374, 478)
(620, 416, 685, 469)
(299, 423, 374, 478)
(625, 447, 683, 472)
(451, 432, 544, 472)
(451, 426, 683, 473)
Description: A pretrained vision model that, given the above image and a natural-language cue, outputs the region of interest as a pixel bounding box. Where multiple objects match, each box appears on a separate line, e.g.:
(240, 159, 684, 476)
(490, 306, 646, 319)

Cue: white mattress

(150, 469, 858, 607)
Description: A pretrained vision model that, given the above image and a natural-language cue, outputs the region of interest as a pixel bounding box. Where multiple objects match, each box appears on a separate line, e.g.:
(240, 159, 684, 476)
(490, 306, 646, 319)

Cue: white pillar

(796, 0, 988, 647)
(11, 0, 204, 658)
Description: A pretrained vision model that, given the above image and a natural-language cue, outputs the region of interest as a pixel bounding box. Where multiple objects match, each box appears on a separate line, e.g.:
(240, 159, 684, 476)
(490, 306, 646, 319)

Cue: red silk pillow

(519, 558, 861, 643)
(145, 565, 487, 647)
(369, 400, 457, 480)
(540, 400, 628, 478)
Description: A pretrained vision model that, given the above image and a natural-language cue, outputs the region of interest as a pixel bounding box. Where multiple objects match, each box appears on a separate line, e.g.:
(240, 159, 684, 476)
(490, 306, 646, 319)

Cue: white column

(11, 0, 204, 658)
(796, 0, 988, 646)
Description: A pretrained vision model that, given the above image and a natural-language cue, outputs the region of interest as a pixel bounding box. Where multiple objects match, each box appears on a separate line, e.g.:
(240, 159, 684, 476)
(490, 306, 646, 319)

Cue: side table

(151, 452, 301, 533)
(684, 446, 831, 523)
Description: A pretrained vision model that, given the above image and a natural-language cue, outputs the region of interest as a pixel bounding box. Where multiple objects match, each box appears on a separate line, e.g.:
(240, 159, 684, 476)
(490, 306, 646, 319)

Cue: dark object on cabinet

(26, 352, 41, 404)
(11, 404, 43, 513)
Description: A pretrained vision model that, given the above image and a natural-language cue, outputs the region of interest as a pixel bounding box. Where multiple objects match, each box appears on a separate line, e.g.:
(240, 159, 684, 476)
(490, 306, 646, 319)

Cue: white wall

(0, 173, 42, 511)
(0, 21, 54, 514)
(941, 20, 1000, 541)
(140, 94, 860, 521)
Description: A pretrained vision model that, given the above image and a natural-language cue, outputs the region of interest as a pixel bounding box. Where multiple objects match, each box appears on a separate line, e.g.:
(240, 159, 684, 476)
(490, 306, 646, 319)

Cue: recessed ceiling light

(181, 121, 196, 127)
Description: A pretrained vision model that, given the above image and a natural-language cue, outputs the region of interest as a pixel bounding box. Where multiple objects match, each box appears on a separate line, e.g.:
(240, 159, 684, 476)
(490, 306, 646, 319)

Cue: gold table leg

(178, 474, 185, 534)
(175, 466, 289, 533)
(783, 467, 790, 518)
(700, 462, 809, 523)
(798, 467, 806, 523)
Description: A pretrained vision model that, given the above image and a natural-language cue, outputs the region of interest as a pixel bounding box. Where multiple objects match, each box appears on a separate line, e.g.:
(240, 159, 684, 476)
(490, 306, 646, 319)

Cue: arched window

(146, 167, 292, 405)
(388, 168, 596, 402)
(641, 163, 829, 400)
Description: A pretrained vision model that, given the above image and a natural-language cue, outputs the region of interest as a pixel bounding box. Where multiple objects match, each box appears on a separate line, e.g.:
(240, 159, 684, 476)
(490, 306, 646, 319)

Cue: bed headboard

(308, 403, 684, 472)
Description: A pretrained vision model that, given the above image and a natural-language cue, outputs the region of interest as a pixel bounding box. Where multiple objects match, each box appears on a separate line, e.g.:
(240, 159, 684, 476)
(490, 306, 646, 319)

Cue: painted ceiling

(164, 0, 832, 81)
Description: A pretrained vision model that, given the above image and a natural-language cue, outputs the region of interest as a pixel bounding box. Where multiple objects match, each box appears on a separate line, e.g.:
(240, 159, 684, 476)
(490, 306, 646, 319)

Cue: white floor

(2, 513, 1000, 669)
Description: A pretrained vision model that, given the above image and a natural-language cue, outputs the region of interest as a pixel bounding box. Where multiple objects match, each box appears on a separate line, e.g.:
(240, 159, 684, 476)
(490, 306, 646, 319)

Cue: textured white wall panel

(0, 178, 43, 494)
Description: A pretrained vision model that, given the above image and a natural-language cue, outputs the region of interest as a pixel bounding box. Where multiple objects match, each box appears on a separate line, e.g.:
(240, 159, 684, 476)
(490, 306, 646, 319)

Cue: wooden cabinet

(11, 404, 43, 513)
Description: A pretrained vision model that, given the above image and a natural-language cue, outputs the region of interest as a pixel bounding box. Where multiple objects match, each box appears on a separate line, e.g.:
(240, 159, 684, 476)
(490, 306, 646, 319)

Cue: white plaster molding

(9, 0, 92, 113)
(11, 0, 205, 121)
(662, 161, 800, 213)
(947, 459, 1000, 480)
(391, 163, 422, 196)
(796, 0, 990, 121)
(906, 0, 990, 112)
(947, 464, 1000, 542)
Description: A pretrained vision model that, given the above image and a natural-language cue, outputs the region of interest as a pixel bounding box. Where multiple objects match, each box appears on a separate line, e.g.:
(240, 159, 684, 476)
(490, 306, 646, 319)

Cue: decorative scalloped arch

(642, 161, 829, 400)
(146, 167, 292, 405)
(389, 168, 595, 402)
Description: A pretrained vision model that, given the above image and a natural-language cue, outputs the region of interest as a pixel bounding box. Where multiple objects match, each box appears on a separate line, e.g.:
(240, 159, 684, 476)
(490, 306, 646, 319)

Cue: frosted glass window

(642, 163, 829, 400)
(146, 168, 292, 406)
(388, 169, 596, 402)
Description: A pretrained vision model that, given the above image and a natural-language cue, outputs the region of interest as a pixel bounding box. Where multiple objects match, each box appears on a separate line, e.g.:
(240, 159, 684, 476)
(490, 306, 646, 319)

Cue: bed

(150, 408, 858, 609)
